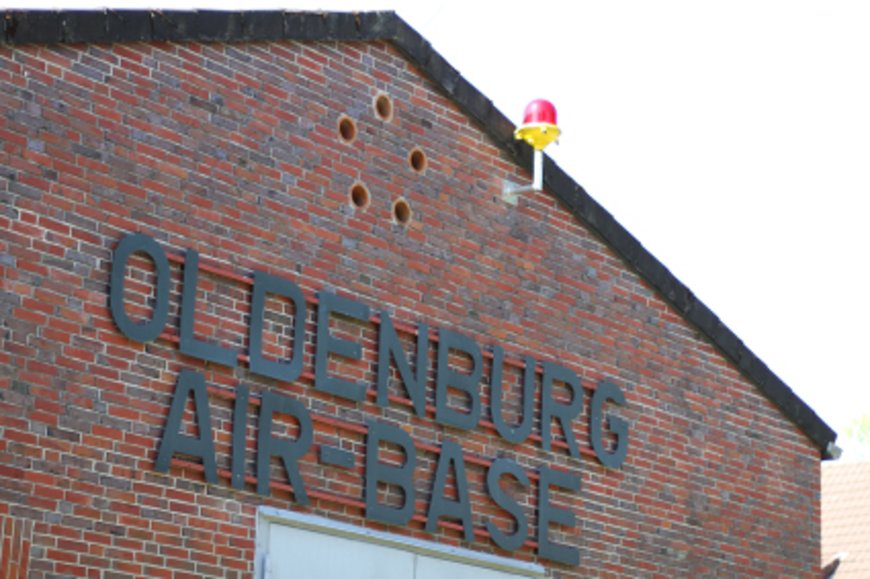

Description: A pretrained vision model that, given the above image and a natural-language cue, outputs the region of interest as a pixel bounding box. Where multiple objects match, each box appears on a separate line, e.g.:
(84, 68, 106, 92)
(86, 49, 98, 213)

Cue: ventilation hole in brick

(349, 182, 370, 209)
(409, 148, 427, 173)
(338, 116, 357, 143)
(393, 198, 412, 226)
(374, 93, 393, 121)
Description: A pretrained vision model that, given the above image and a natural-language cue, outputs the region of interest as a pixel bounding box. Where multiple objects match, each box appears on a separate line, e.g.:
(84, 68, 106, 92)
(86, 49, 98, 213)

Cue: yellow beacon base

(514, 122, 561, 151)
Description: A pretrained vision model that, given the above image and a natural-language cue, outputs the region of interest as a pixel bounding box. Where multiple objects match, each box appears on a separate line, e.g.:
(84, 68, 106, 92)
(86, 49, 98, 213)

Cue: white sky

(14, 1, 870, 458)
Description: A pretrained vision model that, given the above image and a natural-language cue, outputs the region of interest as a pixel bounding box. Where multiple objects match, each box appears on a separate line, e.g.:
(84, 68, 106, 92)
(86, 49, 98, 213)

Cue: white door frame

(255, 506, 547, 579)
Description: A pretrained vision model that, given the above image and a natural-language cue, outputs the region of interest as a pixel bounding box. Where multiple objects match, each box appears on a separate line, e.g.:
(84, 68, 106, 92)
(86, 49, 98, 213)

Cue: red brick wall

(1, 37, 820, 578)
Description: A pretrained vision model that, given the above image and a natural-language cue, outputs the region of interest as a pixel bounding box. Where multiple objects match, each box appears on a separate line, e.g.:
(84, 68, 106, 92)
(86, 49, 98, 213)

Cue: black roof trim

(1, 9, 837, 458)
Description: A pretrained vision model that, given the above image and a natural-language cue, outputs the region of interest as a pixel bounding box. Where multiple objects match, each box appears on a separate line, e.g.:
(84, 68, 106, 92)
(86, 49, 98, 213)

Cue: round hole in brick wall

(349, 182, 370, 209)
(338, 115, 357, 143)
(374, 93, 393, 121)
(409, 147, 427, 173)
(392, 198, 412, 226)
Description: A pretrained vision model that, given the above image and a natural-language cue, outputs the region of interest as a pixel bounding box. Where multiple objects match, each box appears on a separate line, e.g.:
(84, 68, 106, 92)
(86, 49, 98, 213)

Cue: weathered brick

(0, 15, 825, 579)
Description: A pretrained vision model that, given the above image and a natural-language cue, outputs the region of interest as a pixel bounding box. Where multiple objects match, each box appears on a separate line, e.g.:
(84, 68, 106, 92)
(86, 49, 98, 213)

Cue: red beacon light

(514, 98, 561, 151)
(503, 99, 561, 204)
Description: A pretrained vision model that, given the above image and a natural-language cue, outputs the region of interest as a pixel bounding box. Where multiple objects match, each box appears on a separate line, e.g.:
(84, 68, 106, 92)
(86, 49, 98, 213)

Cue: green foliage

(844, 414, 870, 446)
(844, 414, 870, 458)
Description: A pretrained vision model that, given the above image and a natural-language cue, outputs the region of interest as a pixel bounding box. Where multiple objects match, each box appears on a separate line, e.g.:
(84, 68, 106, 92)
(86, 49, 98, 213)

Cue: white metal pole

(533, 149, 543, 191)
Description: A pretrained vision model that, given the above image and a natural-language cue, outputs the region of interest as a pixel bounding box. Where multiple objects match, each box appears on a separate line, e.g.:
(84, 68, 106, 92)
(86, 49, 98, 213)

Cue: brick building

(0, 10, 837, 578)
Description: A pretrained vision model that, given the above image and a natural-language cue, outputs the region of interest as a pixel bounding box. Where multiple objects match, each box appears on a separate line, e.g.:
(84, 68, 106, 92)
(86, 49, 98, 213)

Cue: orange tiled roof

(822, 460, 870, 577)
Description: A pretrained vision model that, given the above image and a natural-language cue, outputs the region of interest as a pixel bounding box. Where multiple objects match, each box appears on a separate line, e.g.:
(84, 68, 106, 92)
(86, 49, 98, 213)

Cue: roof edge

(1, 9, 838, 458)
(1, 9, 400, 45)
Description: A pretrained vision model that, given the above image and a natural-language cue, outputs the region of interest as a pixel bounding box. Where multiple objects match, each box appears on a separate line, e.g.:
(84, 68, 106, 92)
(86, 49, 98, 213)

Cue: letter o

(109, 233, 170, 343)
